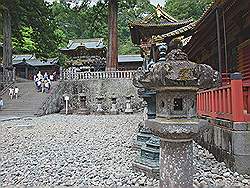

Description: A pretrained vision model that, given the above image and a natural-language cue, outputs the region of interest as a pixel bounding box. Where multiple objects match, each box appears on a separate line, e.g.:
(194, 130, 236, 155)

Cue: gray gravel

(0, 114, 249, 187)
(0, 114, 158, 187)
(194, 143, 250, 187)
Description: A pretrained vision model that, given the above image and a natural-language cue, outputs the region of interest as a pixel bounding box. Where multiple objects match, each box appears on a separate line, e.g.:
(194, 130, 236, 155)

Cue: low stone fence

(62, 70, 135, 80)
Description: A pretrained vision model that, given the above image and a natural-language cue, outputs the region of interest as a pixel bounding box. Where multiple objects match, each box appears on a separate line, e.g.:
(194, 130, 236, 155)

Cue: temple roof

(152, 22, 196, 43)
(13, 57, 59, 67)
(12, 54, 36, 61)
(129, 5, 193, 45)
(60, 38, 106, 52)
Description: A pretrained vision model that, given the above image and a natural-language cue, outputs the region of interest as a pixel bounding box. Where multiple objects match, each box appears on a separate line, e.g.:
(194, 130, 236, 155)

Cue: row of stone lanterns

(61, 94, 134, 115)
(96, 95, 134, 115)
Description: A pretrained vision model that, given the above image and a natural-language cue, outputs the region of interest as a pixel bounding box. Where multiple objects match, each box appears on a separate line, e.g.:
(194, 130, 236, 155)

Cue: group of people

(0, 86, 19, 110)
(9, 86, 20, 99)
(34, 71, 55, 93)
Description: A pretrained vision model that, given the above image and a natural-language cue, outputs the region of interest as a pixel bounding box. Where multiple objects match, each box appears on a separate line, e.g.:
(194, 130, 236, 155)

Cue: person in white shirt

(44, 80, 50, 93)
(49, 74, 54, 81)
(37, 71, 43, 80)
(14, 86, 19, 99)
(9, 87, 14, 99)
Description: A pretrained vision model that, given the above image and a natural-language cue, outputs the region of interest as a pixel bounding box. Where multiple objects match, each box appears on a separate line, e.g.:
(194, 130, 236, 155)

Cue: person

(14, 86, 19, 99)
(49, 74, 54, 81)
(44, 72, 48, 79)
(36, 79, 42, 92)
(44, 80, 50, 93)
(9, 87, 14, 99)
(37, 71, 43, 80)
(0, 97, 3, 110)
(53, 71, 57, 81)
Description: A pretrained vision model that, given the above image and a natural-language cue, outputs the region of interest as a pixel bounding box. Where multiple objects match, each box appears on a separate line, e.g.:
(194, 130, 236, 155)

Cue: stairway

(0, 80, 54, 118)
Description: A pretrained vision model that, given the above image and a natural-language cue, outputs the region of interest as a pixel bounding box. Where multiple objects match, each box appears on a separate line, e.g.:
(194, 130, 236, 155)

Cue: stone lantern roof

(134, 49, 221, 91)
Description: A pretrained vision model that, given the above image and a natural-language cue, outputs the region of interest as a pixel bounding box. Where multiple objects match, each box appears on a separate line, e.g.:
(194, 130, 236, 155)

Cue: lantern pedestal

(146, 119, 200, 188)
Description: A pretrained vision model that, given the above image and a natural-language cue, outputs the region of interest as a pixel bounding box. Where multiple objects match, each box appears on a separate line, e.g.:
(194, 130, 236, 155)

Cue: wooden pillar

(230, 73, 244, 122)
(216, 8, 222, 75)
(106, 0, 118, 71)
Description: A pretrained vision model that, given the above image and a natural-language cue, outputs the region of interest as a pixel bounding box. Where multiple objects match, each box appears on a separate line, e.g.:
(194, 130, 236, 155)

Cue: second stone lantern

(133, 45, 220, 188)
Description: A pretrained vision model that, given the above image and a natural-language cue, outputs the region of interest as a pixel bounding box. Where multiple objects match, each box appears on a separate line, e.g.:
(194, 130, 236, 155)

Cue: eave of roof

(161, 22, 196, 38)
(13, 58, 59, 67)
(60, 38, 106, 51)
(130, 19, 193, 28)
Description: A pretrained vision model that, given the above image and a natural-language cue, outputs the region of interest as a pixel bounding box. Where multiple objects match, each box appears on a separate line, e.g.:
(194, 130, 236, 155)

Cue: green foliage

(13, 26, 37, 53)
(2, 0, 214, 59)
(164, 0, 213, 20)
(118, 0, 154, 54)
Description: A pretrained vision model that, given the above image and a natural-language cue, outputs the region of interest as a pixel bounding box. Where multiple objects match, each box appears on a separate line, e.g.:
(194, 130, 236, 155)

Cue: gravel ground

(0, 114, 250, 187)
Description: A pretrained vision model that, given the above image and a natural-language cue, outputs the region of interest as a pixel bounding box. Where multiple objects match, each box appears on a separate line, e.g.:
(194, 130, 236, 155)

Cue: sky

(151, 0, 165, 6)
(45, 0, 165, 6)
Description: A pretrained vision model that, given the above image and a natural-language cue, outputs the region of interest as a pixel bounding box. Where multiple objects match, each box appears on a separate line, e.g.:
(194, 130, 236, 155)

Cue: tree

(13, 26, 37, 53)
(164, 0, 213, 20)
(118, 0, 154, 54)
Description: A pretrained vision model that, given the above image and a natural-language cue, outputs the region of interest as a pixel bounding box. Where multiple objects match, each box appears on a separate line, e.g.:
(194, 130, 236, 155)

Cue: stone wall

(36, 81, 65, 116)
(196, 118, 250, 175)
(63, 78, 143, 113)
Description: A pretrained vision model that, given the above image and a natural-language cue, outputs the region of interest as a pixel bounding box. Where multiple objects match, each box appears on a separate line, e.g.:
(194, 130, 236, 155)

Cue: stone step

(0, 80, 57, 118)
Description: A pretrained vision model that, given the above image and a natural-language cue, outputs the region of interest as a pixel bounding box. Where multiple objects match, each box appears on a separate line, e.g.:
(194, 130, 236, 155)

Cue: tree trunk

(2, 6, 13, 82)
(106, 0, 118, 71)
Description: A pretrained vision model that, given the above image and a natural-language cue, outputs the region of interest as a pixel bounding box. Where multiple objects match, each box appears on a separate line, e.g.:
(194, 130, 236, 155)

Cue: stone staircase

(0, 80, 55, 118)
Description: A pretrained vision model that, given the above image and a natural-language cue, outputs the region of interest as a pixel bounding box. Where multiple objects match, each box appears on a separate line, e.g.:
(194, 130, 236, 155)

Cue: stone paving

(0, 114, 249, 187)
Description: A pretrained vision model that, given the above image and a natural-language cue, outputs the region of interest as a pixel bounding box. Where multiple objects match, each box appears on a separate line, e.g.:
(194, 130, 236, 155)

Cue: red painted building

(185, 0, 250, 174)
(185, 0, 250, 122)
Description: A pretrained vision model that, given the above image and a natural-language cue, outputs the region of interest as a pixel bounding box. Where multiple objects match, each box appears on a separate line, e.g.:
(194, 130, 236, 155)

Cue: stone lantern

(110, 94, 118, 115)
(77, 93, 89, 115)
(96, 95, 104, 114)
(125, 95, 133, 114)
(133, 47, 220, 187)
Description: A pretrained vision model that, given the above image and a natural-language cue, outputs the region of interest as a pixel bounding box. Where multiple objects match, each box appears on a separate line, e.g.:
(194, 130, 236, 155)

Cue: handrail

(0, 82, 14, 97)
(197, 78, 250, 122)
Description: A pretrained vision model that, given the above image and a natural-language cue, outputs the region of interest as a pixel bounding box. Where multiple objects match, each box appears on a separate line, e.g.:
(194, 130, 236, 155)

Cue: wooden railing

(197, 74, 250, 122)
(62, 70, 135, 80)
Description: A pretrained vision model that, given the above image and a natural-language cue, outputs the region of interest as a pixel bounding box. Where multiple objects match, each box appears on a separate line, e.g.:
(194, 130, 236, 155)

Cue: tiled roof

(130, 19, 193, 28)
(13, 58, 58, 67)
(130, 4, 192, 27)
(160, 22, 196, 38)
(60, 38, 106, 51)
(12, 54, 36, 61)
